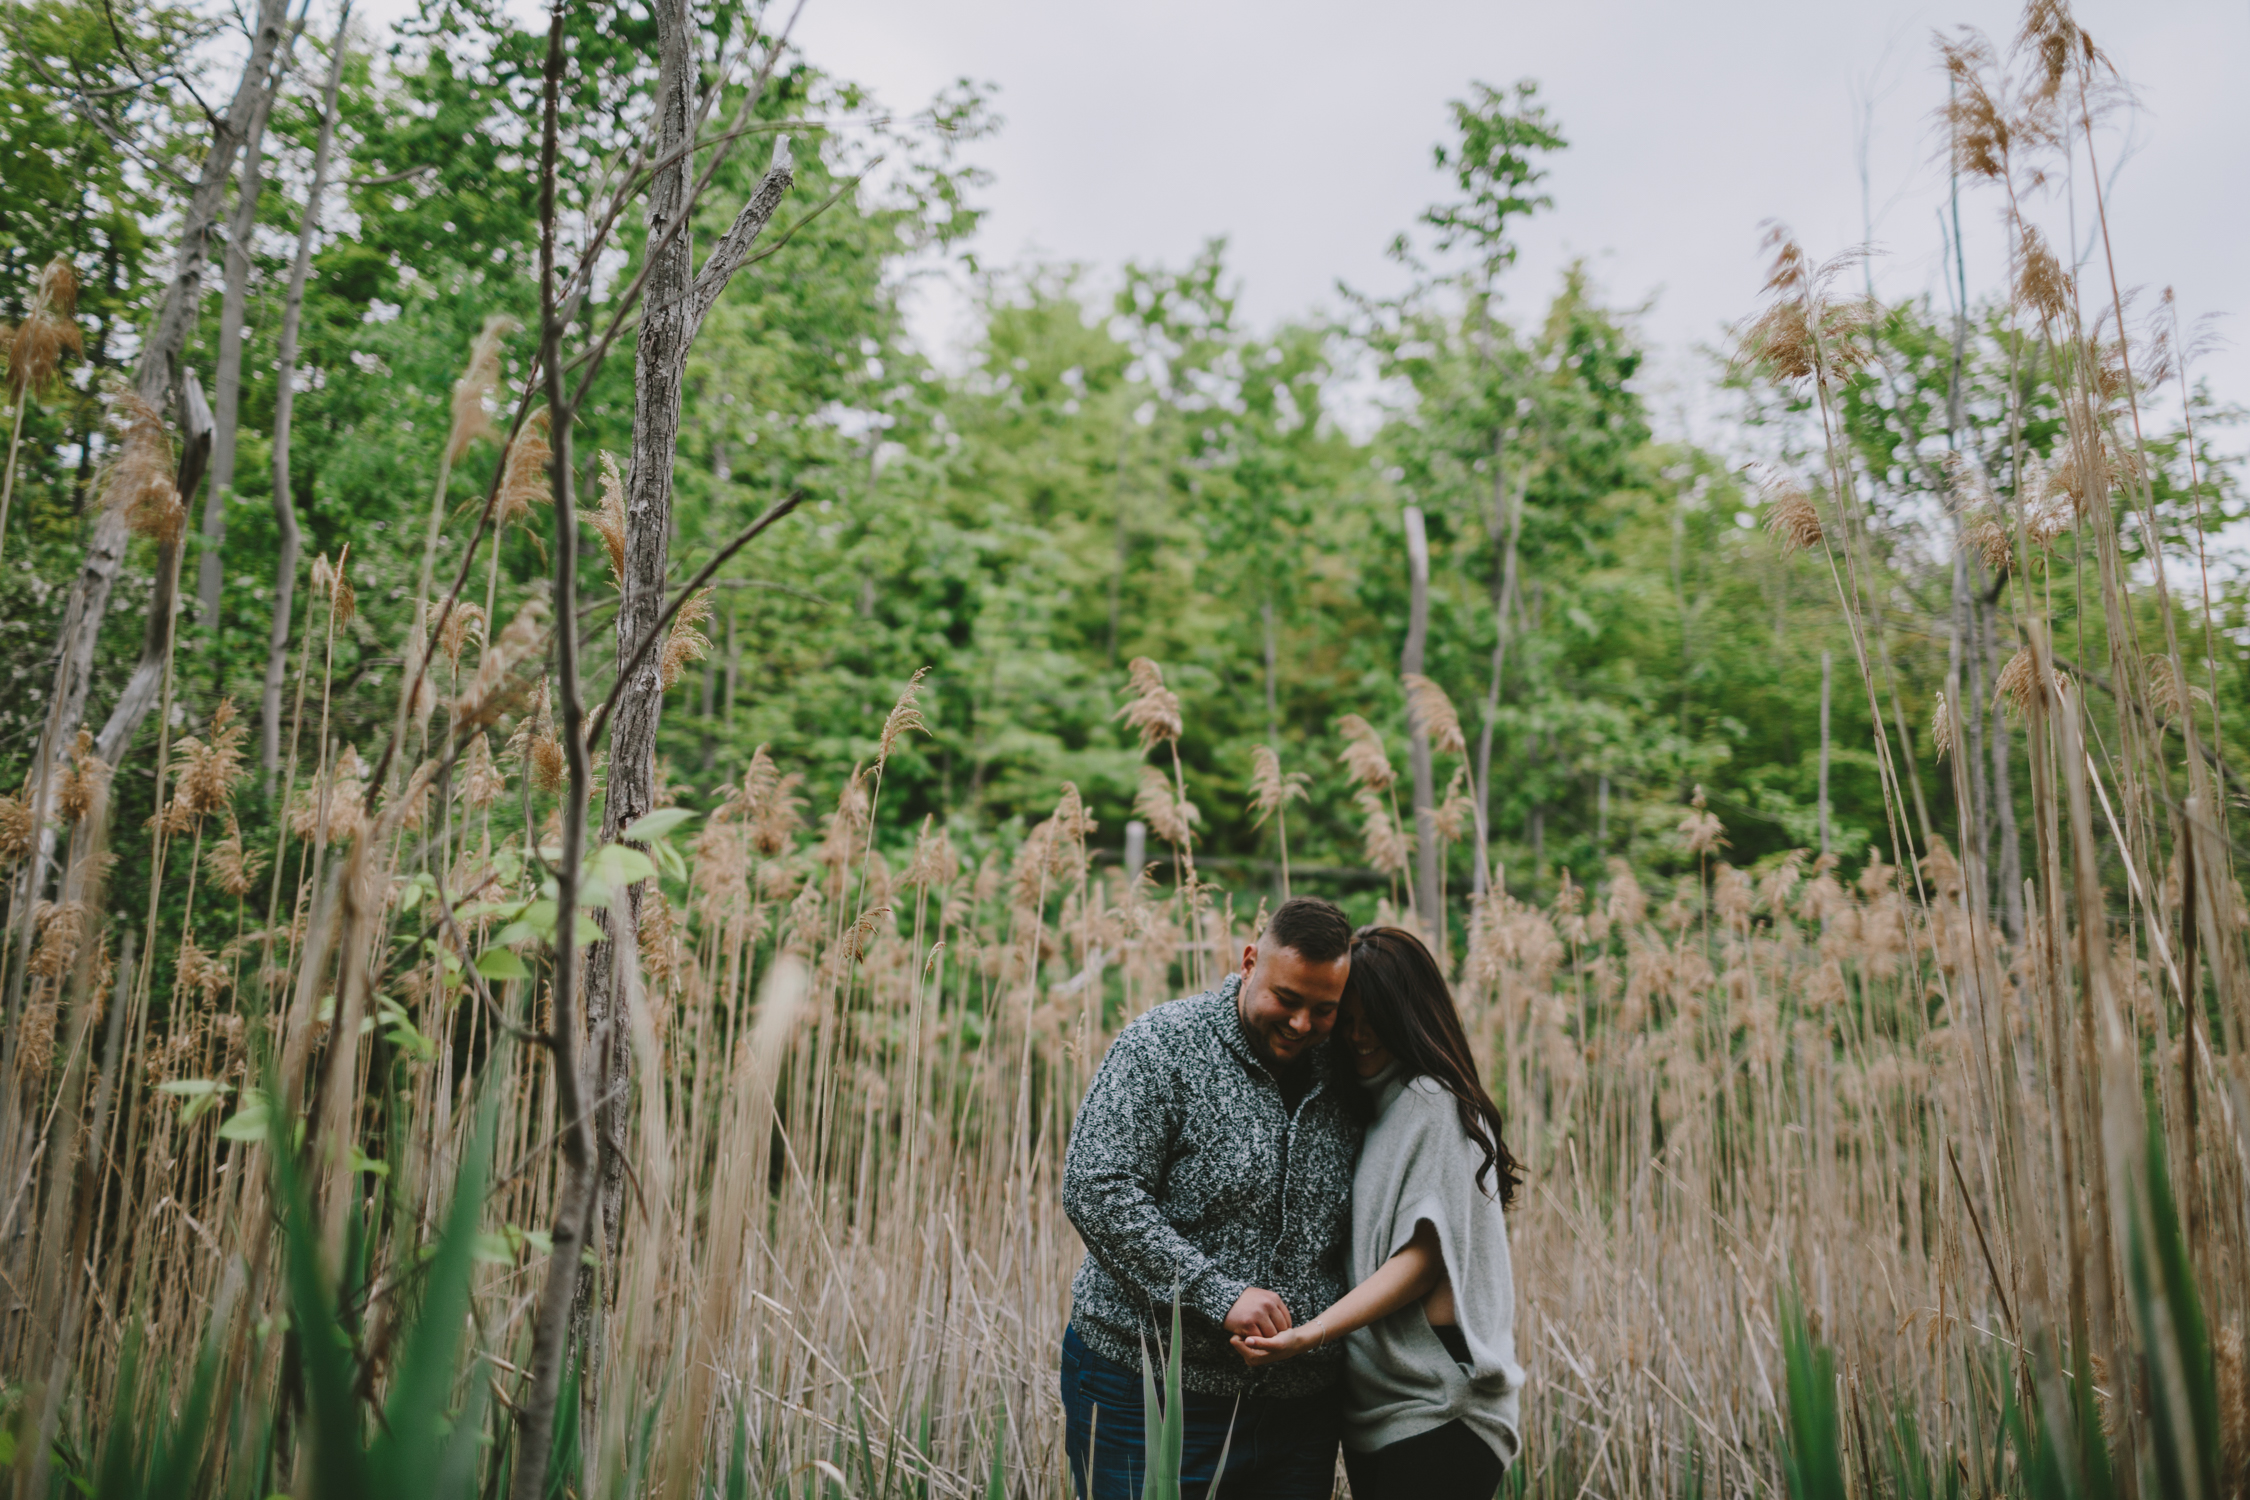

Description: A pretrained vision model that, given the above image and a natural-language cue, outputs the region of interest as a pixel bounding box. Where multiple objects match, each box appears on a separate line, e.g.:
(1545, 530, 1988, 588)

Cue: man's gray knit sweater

(1062, 974, 1361, 1397)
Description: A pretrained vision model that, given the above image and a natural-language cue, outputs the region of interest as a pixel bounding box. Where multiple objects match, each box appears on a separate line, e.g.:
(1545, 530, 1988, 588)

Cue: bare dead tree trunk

(259, 13, 350, 772)
(1402, 505, 1440, 942)
(1261, 596, 1278, 742)
(509, 14, 595, 1499)
(581, 0, 794, 1331)
(197, 68, 287, 630)
(48, 0, 292, 762)
(1472, 443, 1523, 896)
(553, 0, 801, 1430)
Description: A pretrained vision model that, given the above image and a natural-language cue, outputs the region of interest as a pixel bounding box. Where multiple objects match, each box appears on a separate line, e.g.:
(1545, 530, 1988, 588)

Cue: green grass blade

(1778, 1288, 1846, 1500)
(985, 1401, 1008, 1500)
(371, 1091, 499, 1494)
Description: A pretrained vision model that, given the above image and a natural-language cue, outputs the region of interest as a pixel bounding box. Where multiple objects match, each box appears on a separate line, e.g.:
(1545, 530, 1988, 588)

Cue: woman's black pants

(1342, 1419, 1505, 1500)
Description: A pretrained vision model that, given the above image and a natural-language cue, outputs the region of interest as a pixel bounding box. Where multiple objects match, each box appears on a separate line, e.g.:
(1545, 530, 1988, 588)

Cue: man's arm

(1062, 1029, 1278, 1333)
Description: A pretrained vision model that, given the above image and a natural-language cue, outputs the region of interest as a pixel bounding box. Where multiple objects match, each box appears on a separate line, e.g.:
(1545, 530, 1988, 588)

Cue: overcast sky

(782, 0, 2250, 447)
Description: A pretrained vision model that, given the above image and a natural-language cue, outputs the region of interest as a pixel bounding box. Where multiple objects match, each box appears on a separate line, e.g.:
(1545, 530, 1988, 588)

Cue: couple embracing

(1059, 896, 1523, 1499)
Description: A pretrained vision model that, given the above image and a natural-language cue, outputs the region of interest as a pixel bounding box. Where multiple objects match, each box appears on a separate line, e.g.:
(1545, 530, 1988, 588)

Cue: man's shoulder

(1114, 988, 1229, 1048)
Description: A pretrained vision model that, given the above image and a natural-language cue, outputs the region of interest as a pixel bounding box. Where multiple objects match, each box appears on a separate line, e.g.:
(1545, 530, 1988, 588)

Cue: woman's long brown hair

(1345, 925, 1522, 1206)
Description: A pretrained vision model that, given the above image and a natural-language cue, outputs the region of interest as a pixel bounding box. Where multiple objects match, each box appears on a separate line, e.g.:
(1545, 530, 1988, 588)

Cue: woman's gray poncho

(1341, 1065, 1524, 1464)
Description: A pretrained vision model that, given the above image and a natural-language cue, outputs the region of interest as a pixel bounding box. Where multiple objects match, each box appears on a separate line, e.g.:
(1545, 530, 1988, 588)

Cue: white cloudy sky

(781, 0, 2249, 446)
(344, 0, 2249, 443)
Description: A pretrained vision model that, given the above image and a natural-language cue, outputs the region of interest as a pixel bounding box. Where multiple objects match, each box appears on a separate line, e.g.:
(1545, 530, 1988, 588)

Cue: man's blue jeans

(1058, 1324, 1341, 1500)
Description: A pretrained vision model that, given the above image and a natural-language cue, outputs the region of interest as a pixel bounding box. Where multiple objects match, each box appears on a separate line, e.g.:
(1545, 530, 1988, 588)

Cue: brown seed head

(0, 791, 32, 866)
(496, 409, 552, 529)
(1354, 785, 1410, 875)
(5, 257, 83, 399)
(658, 587, 714, 691)
(1994, 647, 2071, 717)
(1336, 714, 1395, 791)
(1403, 673, 1467, 756)
(57, 729, 110, 822)
(460, 599, 548, 728)
(1432, 765, 1476, 844)
(1932, 691, 1955, 761)
(439, 601, 486, 669)
(879, 667, 931, 766)
(1247, 744, 1308, 826)
(1764, 482, 1824, 554)
(1134, 765, 1198, 848)
(904, 815, 960, 891)
(448, 314, 516, 463)
(104, 391, 182, 542)
(1678, 805, 1727, 858)
(1734, 227, 1877, 390)
(582, 451, 628, 587)
(1969, 514, 2015, 574)
(2013, 225, 2073, 324)
(311, 548, 356, 628)
(205, 814, 267, 899)
(1114, 657, 1183, 750)
(461, 731, 507, 810)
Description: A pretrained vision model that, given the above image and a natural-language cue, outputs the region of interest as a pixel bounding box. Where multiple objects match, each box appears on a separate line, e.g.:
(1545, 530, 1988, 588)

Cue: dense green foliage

(1, 0, 2242, 941)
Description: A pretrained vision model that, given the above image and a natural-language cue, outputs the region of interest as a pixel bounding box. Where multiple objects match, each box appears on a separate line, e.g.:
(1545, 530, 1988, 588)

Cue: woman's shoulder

(1371, 1074, 1461, 1135)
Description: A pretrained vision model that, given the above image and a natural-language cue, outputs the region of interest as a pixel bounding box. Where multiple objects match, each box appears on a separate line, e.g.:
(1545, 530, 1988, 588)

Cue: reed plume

(1403, 673, 1467, 756)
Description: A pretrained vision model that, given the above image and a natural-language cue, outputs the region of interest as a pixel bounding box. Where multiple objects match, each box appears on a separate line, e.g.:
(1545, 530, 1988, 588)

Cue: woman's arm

(1231, 1220, 1445, 1367)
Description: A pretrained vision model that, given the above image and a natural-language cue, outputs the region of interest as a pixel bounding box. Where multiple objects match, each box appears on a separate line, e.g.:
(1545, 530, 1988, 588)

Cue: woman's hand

(1231, 1316, 1329, 1367)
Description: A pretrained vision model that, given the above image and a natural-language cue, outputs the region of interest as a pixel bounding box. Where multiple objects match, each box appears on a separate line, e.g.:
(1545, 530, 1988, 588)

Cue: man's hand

(1223, 1287, 1292, 1339)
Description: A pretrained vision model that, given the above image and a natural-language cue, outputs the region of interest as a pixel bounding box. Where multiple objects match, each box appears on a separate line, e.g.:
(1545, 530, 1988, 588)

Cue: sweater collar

(1359, 1059, 1412, 1117)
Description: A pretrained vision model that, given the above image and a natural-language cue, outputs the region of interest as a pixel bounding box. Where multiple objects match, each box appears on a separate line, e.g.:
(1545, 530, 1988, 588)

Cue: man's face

(1236, 937, 1349, 1068)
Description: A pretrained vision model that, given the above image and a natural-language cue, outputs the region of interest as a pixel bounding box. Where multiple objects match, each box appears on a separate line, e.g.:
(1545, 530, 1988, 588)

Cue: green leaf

(623, 807, 697, 842)
(471, 1231, 514, 1266)
(218, 1090, 271, 1142)
(503, 1223, 552, 1258)
(161, 1078, 231, 1123)
(588, 841, 656, 892)
(349, 1146, 389, 1178)
(476, 947, 531, 981)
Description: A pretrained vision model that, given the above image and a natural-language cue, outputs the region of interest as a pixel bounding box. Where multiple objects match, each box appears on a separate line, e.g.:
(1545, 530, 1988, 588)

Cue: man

(1060, 895, 1359, 1499)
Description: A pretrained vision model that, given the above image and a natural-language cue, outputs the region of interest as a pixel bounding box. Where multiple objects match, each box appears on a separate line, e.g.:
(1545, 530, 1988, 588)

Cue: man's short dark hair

(1264, 895, 1352, 965)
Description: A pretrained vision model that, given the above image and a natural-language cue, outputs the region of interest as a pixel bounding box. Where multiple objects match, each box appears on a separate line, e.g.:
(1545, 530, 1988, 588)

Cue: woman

(1234, 926, 1523, 1499)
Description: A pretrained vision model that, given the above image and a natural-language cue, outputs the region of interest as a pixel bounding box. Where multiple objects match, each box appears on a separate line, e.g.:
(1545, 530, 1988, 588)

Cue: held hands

(1221, 1286, 1292, 1339)
(1231, 1316, 1326, 1367)
(1223, 1287, 1328, 1367)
